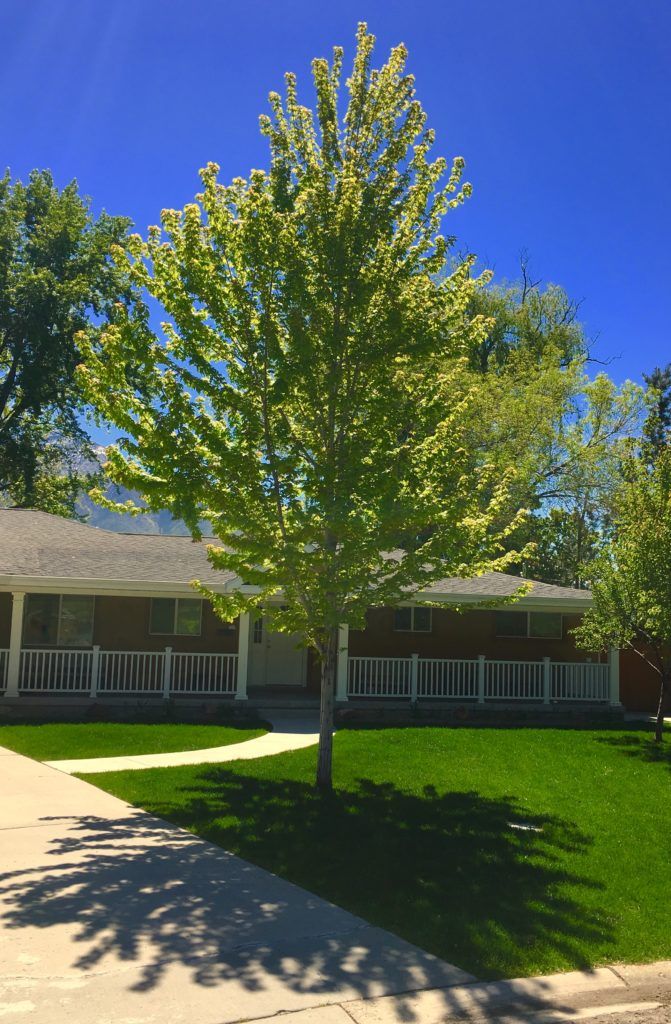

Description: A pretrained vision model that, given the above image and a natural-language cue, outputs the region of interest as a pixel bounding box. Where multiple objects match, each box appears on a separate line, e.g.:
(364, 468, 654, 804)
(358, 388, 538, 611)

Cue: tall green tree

(642, 362, 671, 461)
(0, 169, 131, 510)
(81, 25, 532, 789)
(462, 271, 643, 586)
(574, 447, 671, 742)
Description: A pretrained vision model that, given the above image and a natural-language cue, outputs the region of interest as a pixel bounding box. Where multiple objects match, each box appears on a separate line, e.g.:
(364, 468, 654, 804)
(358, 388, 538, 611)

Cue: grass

(0, 719, 268, 760)
(82, 724, 671, 980)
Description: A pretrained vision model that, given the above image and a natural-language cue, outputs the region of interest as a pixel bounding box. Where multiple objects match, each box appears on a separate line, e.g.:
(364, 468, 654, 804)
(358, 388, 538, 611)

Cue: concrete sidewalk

(0, 745, 471, 1024)
(45, 714, 320, 774)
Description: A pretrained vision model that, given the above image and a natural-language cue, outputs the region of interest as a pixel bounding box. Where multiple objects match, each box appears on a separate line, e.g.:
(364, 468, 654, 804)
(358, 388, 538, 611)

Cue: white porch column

(235, 612, 250, 700)
(336, 623, 349, 701)
(608, 647, 621, 706)
(5, 592, 25, 699)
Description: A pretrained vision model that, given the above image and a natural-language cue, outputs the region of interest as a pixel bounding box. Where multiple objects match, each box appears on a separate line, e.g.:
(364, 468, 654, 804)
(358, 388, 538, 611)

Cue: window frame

(149, 597, 203, 637)
(392, 605, 433, 633)
(495, 610, 563, 640)
(22, 593, 96, 648)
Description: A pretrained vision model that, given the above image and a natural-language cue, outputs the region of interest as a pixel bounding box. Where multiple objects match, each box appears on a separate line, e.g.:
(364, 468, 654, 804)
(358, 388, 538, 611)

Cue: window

(393, 606, 432, 632)
(529, 612, 563, 639)
(149, 598, 202, 636)
(495, 611, 562, 639)
(253, 617, 263, 644)
(23, 594, 95, 647)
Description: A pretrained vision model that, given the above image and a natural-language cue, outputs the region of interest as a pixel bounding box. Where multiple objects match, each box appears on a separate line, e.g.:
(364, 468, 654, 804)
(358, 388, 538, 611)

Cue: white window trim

(149, 597, 203, 637)
(22, 593, 96, 648)
(495, 611, 563, 640)
(393, 606, 433, 633)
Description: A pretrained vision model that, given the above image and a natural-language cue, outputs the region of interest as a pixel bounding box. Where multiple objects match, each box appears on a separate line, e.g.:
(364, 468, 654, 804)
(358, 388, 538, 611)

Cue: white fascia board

(0, 576, 590, 612)
(0, 576, 233, 599)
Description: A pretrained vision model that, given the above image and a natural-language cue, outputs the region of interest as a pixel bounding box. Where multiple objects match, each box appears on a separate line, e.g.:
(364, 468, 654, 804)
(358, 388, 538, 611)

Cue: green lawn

(82, 725, 671, 980)
(0, 719, 268, 760)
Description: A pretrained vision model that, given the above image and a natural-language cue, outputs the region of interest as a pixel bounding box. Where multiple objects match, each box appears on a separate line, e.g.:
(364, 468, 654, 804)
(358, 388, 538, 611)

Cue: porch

(0, 590, 620, 708)
(0, 646, 619, 706)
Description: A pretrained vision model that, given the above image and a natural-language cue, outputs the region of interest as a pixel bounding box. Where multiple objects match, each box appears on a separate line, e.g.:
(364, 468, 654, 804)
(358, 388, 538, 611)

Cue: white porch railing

(348, 655, 610, 703)
(552, 661, 609, 701)
(20, 649, 94, 692)
(171, 652, 237, 695)
(11, 648, 238, 696)
(98, 651, 165, 694)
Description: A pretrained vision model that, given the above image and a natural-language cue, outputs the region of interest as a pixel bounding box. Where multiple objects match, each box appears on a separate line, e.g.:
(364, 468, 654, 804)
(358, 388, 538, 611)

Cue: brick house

(0, 507, 649, 710)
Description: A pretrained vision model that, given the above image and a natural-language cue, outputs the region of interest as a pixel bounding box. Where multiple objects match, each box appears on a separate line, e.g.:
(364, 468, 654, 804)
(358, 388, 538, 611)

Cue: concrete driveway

(0, 746, 472, 1024)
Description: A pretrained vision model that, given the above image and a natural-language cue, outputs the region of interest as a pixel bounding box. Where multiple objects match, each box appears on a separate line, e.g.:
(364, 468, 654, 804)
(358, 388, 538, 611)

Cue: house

(0, 508, 639, 710)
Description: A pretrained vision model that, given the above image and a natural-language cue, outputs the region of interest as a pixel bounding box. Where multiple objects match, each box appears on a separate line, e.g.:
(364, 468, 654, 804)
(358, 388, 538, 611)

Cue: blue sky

(2, 0, 669, 388)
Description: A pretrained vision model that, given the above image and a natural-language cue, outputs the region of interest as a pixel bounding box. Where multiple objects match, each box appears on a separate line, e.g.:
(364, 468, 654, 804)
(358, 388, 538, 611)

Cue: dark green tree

(642, 363, 671, 461)
(0, 169, 131, 511)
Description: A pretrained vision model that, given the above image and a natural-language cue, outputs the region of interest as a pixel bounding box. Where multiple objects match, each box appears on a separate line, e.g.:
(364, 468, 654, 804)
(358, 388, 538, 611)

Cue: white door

(249, 617, 307, 687)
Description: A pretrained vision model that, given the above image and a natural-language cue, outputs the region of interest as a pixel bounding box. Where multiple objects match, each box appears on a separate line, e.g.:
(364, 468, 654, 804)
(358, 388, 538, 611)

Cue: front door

(249, 616, 307, 688)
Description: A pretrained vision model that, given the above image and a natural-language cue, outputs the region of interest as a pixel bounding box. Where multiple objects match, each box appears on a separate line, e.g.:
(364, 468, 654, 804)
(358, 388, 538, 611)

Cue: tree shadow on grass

(595, 730, 671, 770)
(0, 774, 610, 1021)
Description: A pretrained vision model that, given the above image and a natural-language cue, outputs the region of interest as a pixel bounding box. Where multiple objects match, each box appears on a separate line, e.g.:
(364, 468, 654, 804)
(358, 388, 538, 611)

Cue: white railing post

(236, 613, 250, 700)
(90, 645, 101, 699)
(162, 646, 173, 699)
(477, 655, 486, 704)
(336, 623, 349, 701)
(608, 647, 621, 705)
(5, 592, 25, 699)
(543, 657, 551, 705)
(410, 653, 419, 703)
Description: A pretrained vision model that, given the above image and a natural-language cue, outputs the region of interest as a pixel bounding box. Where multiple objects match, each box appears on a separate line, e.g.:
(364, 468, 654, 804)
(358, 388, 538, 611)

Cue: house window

(149, 598, 202, 636)
(23, 594, 95, 647)
(253, 617, 263, 644)
(495, 611, 562, 639)
(393, 606, 432, 632)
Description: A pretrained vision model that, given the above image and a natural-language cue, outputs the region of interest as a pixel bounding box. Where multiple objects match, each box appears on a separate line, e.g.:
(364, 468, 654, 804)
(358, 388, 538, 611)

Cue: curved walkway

(45, 715, 320, 775)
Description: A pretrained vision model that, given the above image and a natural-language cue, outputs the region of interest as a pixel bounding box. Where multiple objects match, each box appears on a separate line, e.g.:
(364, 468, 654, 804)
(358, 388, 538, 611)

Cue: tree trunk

(654, 673, 669, 743)
(316, 624, 338, 791)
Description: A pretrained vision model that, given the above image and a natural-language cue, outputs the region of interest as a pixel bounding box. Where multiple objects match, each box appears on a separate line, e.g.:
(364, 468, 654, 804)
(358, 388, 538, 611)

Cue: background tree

(81, 25, 535, 789)
(573, 446, 671, 742)
(460, 263, 643, 586)
(0, 169, 131, 512)
(641, 362, 671, 460)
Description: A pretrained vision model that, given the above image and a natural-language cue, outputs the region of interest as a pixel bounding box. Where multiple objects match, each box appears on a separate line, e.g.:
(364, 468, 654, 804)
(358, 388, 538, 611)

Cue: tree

(81, 25, 535, 788)
(462, 274, 643, 586)
(573, 447, 671, 742)
(0, 169, 131, 510)
(503, 506, 602, 588)
(642, 363, 671, 460)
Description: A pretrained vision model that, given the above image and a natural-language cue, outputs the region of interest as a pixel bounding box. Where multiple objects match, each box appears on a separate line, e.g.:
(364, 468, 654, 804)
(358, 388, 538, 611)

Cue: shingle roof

(422, 570, 591, 602)
(0, 508, 234, 587)
(0, 509, 591, 603)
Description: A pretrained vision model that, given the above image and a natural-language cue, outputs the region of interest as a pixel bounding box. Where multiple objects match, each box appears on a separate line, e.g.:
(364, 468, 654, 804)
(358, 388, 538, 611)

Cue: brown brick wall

(0, 593, 10, 647)
(349, 607, 596, 663)
(92, 596, 238, 653)
(619, 649, 663, 712)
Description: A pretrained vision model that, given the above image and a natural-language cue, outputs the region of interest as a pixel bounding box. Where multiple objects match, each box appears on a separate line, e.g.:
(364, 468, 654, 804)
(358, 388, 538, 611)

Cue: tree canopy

(573, 445, 671, 740)
(80, 25, 541, 787)
(0, 169, 131, 510)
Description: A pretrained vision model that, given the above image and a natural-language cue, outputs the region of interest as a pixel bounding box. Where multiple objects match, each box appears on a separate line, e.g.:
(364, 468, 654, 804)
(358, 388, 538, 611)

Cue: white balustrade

(20, 649, 93, 691)
(97, 651, 166, 694)
(10, 648, 240, 697)
(348, 656, 411, 697)
(348, 655, 611, 703)
(171, 652, 238, 694)
(552, 661, 609, 701)
(418, 658, 479, 699)
(486, 660, 544, 700)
